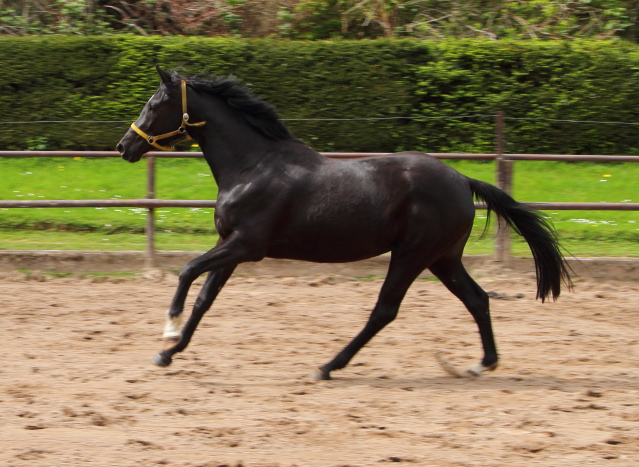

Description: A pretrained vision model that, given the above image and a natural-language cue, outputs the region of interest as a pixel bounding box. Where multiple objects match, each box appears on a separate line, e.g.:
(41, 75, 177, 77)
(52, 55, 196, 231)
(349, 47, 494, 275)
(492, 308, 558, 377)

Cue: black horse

(117, 66, 571, 379)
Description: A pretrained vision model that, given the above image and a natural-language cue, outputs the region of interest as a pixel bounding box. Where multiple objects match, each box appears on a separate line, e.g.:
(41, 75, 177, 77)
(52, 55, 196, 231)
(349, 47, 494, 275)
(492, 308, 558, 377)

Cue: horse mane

(171, 70, 298, 142)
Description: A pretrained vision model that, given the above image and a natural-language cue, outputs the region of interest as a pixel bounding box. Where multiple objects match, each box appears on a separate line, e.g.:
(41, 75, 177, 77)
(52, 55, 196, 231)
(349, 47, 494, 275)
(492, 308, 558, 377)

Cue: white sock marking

(467, 362, 497, 377)
(162, 310, 183, 339)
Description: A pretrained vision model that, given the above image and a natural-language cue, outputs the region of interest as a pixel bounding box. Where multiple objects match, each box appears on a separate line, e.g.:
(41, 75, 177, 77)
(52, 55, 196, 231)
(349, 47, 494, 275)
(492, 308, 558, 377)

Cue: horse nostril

(116, 143, 124, 155)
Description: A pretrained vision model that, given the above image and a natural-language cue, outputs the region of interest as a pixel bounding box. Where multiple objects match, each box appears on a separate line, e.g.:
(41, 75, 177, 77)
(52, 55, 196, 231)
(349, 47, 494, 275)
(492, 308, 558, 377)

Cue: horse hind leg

(429, 256, 498, 377)
(312, 251, 426, 380)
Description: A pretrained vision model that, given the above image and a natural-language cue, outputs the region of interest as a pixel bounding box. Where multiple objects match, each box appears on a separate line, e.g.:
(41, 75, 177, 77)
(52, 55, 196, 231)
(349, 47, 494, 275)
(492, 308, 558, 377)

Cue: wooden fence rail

(3, 145, 639, 267)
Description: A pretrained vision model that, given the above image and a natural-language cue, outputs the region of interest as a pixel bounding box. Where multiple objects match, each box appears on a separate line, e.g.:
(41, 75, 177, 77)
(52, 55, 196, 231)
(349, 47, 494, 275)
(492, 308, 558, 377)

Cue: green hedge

(2, 37, 639, 154)
(413, 41, 639, 154)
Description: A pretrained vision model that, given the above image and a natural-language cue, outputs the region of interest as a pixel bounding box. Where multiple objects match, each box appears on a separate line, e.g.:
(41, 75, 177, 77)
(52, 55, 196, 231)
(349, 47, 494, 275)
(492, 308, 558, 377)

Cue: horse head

(116, 65, 204, 162)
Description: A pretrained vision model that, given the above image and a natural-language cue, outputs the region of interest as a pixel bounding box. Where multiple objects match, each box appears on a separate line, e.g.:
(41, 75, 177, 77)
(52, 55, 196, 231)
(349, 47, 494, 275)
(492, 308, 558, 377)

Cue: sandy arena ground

(1, 266, 638, 466)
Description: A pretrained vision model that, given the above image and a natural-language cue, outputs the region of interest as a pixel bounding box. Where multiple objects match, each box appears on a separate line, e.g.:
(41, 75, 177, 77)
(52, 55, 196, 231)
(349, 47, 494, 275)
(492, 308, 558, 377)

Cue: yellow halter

(131, 80, 206, 151)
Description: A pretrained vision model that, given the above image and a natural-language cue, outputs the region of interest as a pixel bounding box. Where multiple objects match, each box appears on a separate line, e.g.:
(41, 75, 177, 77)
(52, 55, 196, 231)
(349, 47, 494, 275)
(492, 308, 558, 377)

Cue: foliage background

(2, 37, 639, 154)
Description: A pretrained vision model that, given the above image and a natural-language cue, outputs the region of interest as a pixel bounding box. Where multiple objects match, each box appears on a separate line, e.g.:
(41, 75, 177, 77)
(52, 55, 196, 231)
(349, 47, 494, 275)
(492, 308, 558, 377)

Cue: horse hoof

(152, 353, 172, 367)
(467, 361, 498, 377)
(309, 367, 331, 380)
(436, 353, 497, 378)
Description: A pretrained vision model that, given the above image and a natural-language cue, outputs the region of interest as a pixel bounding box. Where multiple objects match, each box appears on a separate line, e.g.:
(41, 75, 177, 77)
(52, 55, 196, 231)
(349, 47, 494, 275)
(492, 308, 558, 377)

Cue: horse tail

(467, 177, 572, 302)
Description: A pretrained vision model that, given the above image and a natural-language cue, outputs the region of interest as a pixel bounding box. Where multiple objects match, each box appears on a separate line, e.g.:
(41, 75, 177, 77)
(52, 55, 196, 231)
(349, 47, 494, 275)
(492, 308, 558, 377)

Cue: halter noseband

(131, 80, 206, 151)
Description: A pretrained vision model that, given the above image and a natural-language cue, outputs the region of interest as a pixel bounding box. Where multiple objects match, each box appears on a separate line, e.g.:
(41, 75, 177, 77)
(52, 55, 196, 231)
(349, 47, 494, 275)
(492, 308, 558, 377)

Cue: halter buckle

(183, 113, 190, 122)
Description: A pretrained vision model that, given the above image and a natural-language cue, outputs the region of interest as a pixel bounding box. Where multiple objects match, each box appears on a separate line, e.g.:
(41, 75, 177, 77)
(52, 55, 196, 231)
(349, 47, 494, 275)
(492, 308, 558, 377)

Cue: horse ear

(156, 64, 172, 85)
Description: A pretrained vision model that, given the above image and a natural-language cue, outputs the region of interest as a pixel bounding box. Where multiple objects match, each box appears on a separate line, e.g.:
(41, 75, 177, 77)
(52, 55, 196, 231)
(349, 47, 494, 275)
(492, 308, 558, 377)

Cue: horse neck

(194, 120, 322, 191)
(187, 92, 324, 190)
(194, 125, 277, 190)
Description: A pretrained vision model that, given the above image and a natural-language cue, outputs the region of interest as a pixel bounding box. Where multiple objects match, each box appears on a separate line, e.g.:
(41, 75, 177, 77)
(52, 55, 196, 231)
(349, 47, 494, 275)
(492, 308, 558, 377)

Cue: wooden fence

(3, 144, 639, 267)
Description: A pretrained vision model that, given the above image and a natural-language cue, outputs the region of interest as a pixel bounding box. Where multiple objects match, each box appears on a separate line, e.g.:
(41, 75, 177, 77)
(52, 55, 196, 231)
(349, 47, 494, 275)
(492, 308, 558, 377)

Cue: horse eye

(148, 103, 156, 111)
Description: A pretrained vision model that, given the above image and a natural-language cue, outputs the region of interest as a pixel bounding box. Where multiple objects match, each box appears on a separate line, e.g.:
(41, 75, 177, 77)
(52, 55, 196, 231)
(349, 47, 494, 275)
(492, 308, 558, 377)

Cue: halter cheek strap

(131, 80, 206, 151)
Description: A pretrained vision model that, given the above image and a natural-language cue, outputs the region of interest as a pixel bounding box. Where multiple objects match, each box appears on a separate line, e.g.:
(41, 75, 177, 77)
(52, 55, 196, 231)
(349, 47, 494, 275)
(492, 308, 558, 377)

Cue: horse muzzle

(116, 130, 145, 163)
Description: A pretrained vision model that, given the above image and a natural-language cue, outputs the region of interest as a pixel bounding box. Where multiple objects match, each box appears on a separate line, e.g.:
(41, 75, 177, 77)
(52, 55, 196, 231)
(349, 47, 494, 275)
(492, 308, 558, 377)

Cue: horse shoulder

(215, 174, 295, 236)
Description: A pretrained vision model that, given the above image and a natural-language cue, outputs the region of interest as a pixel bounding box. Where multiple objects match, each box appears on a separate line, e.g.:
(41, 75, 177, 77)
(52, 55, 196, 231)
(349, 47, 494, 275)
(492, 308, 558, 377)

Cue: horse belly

(266, 221, 394, 263)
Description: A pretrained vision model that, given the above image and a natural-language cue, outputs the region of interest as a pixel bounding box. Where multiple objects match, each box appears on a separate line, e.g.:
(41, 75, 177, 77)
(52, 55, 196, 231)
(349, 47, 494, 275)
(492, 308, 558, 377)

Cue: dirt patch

(1, 269, 638, 466)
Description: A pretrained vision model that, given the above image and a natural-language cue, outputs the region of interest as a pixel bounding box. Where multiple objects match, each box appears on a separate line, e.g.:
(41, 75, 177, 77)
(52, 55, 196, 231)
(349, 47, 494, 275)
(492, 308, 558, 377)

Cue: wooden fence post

(145, 156, 156, 269)
(494, 111, 512, 264)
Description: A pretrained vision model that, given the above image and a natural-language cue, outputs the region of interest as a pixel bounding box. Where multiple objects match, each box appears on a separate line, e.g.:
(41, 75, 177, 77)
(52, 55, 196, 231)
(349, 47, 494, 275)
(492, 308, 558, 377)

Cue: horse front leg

(164, 238, 236, 323)
(152, 234, 255, 367)
(153, 265, 236, 367)
(161, 237, 224, 341)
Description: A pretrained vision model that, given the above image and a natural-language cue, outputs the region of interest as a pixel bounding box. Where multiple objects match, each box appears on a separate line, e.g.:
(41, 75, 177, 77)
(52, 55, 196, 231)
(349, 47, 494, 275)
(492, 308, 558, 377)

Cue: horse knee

(178, 263, 199, 283)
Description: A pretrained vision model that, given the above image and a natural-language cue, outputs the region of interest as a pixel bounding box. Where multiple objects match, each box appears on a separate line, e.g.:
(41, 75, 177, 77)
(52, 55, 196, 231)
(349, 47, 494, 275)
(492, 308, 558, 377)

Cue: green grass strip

(2, 157, 639, 256)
